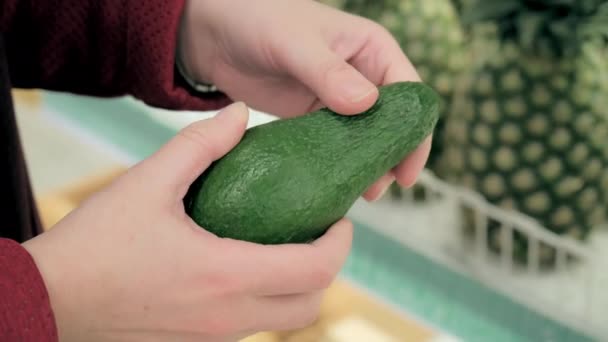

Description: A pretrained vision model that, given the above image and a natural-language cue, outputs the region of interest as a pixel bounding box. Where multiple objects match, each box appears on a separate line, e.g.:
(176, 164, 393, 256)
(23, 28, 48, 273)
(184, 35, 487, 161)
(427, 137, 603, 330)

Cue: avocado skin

(184, 81, 441, 244)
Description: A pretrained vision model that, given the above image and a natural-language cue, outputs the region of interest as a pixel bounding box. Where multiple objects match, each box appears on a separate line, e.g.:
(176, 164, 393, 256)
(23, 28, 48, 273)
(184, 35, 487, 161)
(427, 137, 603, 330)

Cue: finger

(380, 44, 421, 84)
(135, 102, 249, 196)
(253, 291, 324, 332)
(216, 218, 353, 296)
(347, 23, 421, 85)
(362, 172, 395, 201)
(393, 135, 433, 188)
(277, 36, 378, 115)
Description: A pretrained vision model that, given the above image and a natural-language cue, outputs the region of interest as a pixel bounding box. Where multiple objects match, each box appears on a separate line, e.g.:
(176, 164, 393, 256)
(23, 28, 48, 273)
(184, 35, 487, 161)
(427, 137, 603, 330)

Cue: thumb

(280, 38, 378, 115)
(137, 101, 249, 195)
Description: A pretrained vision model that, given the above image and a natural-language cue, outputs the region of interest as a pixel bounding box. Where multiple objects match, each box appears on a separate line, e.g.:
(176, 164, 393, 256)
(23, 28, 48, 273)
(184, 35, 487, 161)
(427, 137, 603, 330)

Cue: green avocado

(184, 81, 441, 244)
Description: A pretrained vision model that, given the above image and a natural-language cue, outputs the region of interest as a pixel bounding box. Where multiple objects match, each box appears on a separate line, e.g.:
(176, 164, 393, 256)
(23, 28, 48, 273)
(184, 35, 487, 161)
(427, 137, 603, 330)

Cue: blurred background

(13, 0, 608, 341)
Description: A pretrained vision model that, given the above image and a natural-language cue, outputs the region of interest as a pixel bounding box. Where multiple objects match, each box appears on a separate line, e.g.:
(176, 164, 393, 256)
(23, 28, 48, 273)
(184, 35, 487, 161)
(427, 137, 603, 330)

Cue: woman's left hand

(178, 0, 432, 200)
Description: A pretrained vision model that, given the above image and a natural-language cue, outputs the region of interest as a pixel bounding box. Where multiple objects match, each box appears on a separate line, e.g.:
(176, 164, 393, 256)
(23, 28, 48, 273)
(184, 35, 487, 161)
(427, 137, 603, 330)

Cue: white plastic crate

(348, 169, 608, 341)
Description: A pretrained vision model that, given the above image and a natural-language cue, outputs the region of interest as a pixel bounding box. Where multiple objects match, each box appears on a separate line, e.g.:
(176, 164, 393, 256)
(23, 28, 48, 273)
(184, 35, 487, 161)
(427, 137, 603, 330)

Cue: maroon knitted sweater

(0, 1, 230, 340)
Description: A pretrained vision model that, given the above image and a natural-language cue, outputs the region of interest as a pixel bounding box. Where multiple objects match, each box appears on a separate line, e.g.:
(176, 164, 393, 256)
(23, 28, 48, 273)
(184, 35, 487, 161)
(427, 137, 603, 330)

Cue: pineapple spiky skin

(320, 0, 469, 201)
(442, 39, 608, 266)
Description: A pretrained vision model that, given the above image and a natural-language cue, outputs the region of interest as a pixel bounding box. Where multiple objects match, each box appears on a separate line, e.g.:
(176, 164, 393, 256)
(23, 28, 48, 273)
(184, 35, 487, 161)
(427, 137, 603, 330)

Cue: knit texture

(2, 0, 231, 110)
(0, 239, 57, 341)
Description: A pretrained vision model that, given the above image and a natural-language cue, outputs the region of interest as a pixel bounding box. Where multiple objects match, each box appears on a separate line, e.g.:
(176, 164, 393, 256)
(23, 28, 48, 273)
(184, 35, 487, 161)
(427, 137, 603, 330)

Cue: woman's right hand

(23, 102, 354, 342)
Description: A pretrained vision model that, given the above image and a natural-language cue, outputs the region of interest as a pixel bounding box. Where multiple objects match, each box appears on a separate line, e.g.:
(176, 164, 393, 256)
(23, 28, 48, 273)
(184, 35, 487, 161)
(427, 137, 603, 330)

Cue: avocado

(184, 81, 441, 244)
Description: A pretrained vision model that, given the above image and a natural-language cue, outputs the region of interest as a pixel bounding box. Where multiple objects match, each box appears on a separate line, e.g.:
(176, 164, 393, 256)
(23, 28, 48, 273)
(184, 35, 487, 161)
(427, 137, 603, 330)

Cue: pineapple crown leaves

(462, 0, 608, 57)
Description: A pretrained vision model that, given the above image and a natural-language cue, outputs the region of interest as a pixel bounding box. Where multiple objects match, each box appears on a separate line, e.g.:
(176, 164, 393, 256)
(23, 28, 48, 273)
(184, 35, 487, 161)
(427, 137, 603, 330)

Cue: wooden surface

(36, 167, 127, 230)
(242, 280, 436, 342)
(36, 167, 445, 342)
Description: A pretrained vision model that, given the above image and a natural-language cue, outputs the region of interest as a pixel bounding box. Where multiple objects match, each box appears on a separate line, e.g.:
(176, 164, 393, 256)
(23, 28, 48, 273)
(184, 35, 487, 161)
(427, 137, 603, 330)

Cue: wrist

(22, 235, 96, 342)
(177, 0, 219, 91)
(175, 49, 218, 93)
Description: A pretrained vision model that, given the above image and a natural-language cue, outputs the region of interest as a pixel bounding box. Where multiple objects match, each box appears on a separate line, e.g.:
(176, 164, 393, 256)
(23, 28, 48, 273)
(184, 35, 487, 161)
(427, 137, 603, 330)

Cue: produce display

(440, 0, 608, 266)
(185, 82, 440, 244)
(321, 0, 608, 267)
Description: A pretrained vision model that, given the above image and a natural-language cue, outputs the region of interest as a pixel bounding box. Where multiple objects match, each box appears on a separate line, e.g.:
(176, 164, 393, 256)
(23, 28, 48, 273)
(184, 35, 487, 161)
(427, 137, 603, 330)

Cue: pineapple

(320, 0, 470, 201)
(440, 0, 608, 267)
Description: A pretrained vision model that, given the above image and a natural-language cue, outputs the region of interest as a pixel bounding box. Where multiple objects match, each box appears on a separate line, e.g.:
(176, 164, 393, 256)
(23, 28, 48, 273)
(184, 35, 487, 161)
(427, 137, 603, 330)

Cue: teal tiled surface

(41, 92, 593, 342)
(42, 92, 176, 161)
(343, 223, 591, 342)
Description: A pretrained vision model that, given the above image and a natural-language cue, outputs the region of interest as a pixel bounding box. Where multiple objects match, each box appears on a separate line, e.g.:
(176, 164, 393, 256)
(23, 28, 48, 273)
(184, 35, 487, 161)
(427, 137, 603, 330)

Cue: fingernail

(371, 175, 395, 201)
(403, 176, 418, 189)
(219, 101, 248, 121)
(372, 186, 390, 201)
(339, 74, 377, 103)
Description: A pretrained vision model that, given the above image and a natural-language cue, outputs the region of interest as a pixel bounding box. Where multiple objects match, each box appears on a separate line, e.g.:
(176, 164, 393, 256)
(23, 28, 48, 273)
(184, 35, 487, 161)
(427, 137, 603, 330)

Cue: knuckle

(217, 279, 244, 298)
(199, 272, 244, 297)
(298, 307, 321, 328)
(364, 19, 392, 39)
(293, 296, 323, 329)
(204, 316, 238, 337)
(309, 266, 335, 290)
(321, 59, 353, 76)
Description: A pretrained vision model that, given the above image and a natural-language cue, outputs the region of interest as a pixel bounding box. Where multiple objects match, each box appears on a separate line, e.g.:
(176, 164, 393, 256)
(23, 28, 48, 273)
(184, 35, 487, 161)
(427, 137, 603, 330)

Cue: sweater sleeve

(0, 238, 57, 341)
(1, 0, 231, 111)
